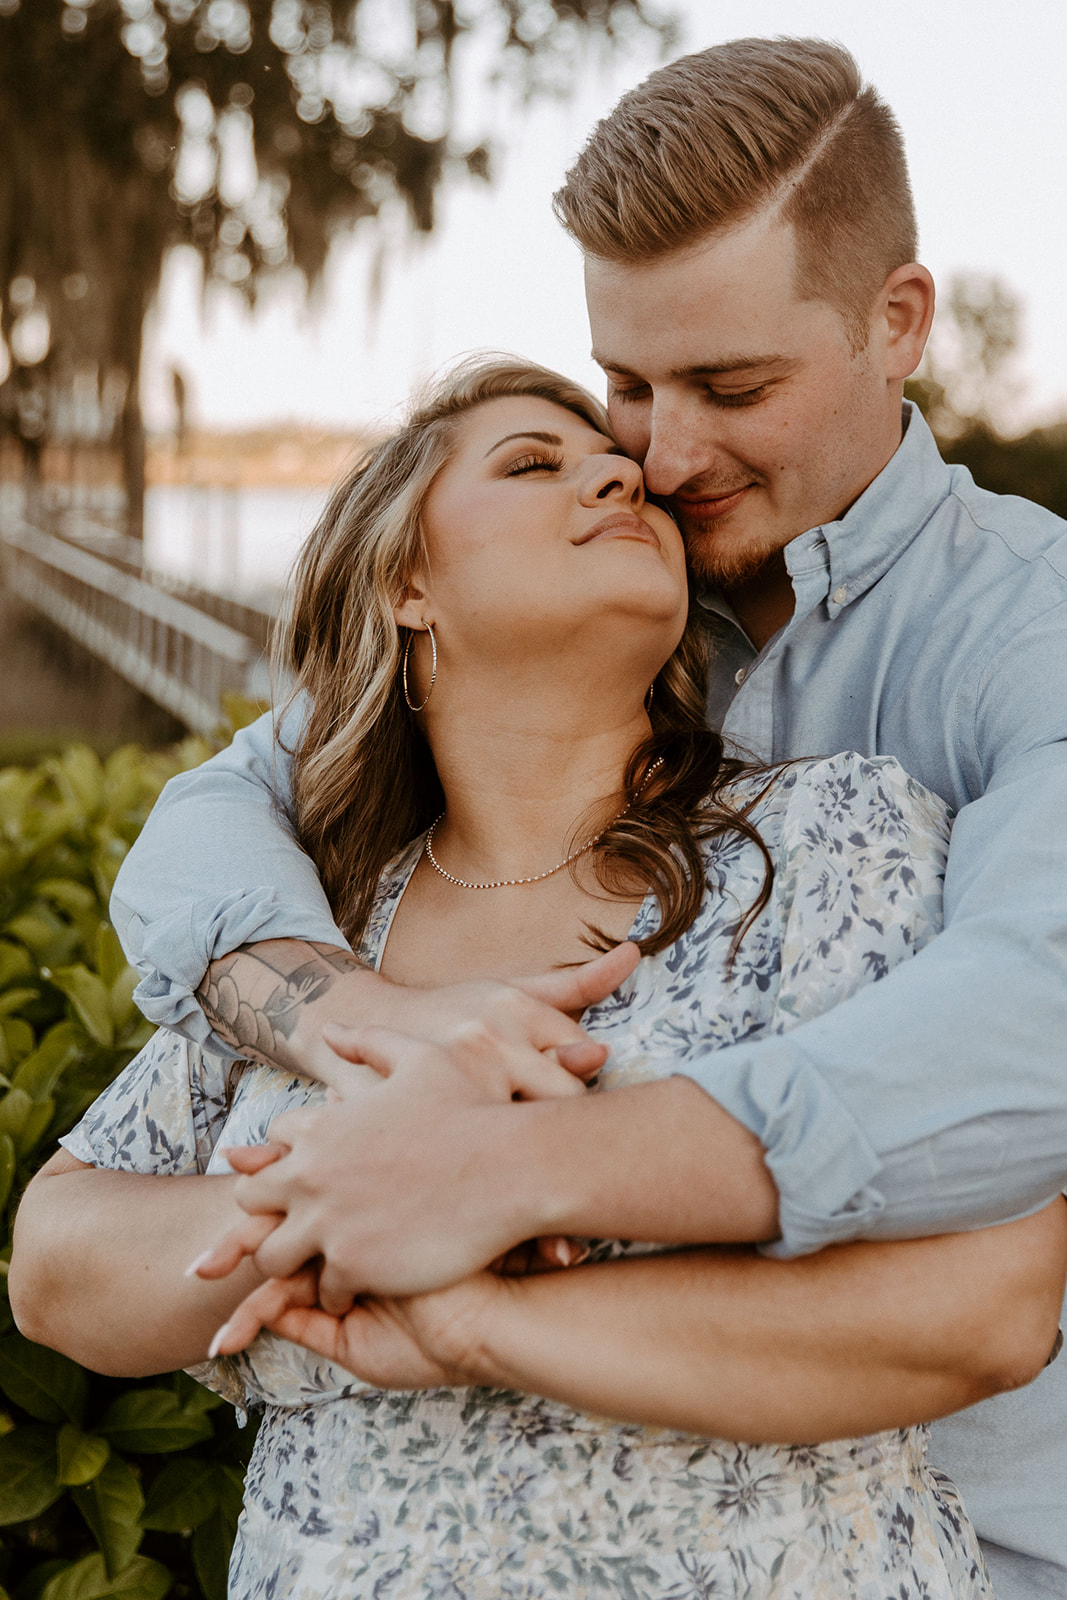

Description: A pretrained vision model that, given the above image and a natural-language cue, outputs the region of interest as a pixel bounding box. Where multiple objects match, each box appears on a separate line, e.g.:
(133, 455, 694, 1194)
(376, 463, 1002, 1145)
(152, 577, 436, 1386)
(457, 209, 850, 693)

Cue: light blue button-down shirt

(111, 404, 1067, 1597)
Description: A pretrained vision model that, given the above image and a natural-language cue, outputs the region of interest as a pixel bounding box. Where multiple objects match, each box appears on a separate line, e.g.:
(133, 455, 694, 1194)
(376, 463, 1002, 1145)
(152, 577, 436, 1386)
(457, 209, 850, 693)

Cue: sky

(141, 0, 1067, 437)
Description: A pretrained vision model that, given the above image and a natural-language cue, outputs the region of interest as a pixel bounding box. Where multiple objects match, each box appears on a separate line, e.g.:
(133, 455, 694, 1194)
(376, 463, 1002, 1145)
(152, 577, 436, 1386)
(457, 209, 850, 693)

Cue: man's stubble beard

(682, 517, 787, 593)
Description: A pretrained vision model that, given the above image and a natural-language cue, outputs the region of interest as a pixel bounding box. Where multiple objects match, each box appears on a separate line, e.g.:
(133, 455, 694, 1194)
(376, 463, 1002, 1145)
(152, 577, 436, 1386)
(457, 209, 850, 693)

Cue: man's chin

(683, 525, 783, 590)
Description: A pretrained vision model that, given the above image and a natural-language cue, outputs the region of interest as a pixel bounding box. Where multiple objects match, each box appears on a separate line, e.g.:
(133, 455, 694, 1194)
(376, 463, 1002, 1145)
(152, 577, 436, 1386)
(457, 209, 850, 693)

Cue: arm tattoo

(196, 941, 365, 1071)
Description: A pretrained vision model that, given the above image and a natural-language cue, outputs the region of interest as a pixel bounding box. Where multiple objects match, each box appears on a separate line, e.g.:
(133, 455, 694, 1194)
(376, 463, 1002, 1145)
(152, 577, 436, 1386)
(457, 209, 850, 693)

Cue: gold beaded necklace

(423, 757, 665, 891)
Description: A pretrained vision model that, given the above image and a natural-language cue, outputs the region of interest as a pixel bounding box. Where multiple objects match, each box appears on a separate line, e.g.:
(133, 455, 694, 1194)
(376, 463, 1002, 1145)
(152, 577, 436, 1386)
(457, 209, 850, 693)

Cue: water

(144, 483, 329, 607)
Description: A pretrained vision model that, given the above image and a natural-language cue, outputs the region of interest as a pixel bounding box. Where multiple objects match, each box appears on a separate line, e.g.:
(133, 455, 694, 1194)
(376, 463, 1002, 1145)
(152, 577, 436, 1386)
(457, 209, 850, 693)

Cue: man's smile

(671, 484, 756, 522)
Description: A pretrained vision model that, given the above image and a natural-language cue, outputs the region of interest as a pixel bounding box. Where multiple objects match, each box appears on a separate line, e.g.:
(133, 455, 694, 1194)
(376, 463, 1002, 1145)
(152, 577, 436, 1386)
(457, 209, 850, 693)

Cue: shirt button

(734, 667, 747, 686)
(832, 585, 848, 606)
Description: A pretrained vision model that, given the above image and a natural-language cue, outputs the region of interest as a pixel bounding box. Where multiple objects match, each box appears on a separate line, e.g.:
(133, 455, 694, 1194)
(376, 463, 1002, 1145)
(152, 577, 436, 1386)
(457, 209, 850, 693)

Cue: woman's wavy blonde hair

(276, 355, 774, 958)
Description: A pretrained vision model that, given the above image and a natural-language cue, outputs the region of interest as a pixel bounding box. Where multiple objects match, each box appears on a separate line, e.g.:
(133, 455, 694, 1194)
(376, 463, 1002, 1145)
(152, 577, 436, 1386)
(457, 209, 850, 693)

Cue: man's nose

(579, 452, 644, 507)
(640, 400, 719, 497)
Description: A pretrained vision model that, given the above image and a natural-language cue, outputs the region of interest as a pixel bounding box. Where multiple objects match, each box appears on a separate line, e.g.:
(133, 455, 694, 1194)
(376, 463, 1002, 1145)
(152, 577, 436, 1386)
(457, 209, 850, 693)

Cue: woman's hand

(208, 1265, 508, 1392)
(187, 984, 620, 1297)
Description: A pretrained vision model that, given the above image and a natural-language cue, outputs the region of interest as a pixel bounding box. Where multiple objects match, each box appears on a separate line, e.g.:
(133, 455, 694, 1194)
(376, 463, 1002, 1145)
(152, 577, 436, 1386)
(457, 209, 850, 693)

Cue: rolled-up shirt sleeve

(110, 697, 349, 1055)
(683, 613, 1067, 1254)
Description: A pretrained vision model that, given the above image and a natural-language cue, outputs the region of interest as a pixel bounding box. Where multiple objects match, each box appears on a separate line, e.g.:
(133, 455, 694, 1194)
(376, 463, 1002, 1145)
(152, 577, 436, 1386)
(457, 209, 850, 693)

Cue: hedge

(0, 729, 260, 1600)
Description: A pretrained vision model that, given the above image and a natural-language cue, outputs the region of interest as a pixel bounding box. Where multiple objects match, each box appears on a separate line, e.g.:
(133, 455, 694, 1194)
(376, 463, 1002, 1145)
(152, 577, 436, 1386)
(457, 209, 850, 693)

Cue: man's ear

(878, 263, 936, 381)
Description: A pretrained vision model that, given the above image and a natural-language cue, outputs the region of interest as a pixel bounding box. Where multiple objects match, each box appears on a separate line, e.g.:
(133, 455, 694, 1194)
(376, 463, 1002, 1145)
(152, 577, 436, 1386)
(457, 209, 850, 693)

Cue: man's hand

(190, 944, 637, 1310)
(191, 1023, 597, 1309)
(195, 940, 639, 1085)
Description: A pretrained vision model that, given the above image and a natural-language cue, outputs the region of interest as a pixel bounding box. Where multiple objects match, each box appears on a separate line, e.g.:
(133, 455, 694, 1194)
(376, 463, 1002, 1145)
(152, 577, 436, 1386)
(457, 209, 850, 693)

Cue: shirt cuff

(675, 1037, 887, 1258)
(122, 890, 351, 1056)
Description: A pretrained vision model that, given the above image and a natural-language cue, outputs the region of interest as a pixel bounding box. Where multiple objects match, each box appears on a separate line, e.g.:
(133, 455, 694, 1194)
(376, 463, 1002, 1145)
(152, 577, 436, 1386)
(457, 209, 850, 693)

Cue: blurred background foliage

(0, 717, 267, 1600)
(0, 0, 675, 533)
(906, 273, 1067, 521)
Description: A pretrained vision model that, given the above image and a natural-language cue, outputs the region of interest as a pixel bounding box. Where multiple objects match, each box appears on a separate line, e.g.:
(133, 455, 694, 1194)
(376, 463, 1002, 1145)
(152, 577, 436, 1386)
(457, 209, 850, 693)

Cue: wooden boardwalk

(0, 504, 275, 738)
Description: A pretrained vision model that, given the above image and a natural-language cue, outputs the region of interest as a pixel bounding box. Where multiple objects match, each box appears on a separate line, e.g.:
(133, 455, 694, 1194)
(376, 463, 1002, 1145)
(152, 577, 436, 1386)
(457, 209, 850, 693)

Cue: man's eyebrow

(483, 429, 628, 459)
(591, 353, 791, 379)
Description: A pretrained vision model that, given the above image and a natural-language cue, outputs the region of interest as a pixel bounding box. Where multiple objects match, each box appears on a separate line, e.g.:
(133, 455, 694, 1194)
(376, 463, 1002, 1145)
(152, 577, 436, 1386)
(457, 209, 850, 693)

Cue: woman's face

(407, 395, 688, 680)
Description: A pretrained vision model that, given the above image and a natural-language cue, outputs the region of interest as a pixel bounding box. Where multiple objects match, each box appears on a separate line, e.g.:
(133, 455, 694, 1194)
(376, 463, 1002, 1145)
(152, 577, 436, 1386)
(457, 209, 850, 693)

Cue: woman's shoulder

(726, 751, 952, 853)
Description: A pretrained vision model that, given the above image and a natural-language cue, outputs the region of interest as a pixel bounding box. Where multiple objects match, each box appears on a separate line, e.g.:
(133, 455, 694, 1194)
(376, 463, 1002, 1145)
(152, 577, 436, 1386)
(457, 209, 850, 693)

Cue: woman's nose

(579, 452, 644, 507)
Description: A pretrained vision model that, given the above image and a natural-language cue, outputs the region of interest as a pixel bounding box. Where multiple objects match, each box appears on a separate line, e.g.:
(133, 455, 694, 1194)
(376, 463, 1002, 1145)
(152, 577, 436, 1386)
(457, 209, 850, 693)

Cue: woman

(18, 359, 1066, 1598)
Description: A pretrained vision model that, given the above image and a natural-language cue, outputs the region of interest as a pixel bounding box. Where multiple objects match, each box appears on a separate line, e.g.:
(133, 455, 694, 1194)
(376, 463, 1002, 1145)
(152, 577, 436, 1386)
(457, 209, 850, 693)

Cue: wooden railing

(0, 517, 271, 735)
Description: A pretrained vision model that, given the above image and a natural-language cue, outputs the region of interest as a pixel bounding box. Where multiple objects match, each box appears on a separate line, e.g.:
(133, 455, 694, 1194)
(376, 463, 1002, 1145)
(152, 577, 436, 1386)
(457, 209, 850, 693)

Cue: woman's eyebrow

(483, 430, 629, 459)
(483, 430, 563, 458)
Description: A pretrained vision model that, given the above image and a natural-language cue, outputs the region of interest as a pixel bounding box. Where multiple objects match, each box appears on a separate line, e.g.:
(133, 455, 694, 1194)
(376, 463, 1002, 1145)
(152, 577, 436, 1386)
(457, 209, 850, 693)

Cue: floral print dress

(63, 753, 995, 1600)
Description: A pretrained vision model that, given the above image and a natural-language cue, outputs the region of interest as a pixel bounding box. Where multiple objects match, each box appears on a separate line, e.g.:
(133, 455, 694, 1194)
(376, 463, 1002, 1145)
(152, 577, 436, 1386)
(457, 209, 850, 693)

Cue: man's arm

(463, 1204, 1067, 1440)
(236, 1202, 1067, 1443)
(694, 736, 1067, 1256)
(110, 700, 349, 1057)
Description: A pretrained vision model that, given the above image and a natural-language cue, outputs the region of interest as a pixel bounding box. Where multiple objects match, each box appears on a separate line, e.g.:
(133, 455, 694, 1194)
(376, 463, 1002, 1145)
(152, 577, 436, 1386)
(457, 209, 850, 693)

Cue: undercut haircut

(554, 36, 918, 349)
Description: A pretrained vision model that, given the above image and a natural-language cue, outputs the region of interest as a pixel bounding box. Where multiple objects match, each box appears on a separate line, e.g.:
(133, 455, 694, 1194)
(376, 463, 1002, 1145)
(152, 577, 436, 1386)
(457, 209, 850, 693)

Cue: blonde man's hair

(554, 37, 918, 349)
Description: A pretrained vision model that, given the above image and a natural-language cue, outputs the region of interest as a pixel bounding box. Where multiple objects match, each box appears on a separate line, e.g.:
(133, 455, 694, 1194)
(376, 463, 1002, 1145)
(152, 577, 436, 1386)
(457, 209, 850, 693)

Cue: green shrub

(0, 735, 260, 1600)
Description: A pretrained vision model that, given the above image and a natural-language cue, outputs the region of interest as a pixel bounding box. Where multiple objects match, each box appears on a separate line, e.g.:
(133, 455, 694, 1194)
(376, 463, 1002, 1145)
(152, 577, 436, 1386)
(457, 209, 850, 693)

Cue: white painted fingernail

(207, 1323, 231, 1359)
(184, 1250, 214, 1278)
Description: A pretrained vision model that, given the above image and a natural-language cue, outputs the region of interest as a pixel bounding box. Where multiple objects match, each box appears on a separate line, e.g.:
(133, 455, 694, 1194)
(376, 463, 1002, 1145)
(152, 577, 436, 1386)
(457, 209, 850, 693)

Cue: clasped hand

(190, 944, 638, 1384)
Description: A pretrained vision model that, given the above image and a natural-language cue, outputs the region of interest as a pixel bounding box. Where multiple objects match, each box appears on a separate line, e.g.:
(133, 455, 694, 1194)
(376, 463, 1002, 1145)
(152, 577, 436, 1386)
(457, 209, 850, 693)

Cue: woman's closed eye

(504, 450, 565, 476)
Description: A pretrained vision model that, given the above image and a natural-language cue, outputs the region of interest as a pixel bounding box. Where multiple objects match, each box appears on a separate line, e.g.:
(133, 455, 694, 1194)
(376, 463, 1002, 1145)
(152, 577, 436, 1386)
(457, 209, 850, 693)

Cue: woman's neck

(421, 686, 652, 885)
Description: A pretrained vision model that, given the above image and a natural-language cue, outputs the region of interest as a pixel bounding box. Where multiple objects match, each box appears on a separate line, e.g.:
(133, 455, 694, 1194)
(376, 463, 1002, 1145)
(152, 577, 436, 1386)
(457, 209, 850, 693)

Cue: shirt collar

(817, 401, 953, 613)
(696, 402, 952, 622)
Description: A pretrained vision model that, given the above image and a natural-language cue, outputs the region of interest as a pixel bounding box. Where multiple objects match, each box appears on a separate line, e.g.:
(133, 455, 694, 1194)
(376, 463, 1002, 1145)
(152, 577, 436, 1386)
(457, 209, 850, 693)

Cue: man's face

(585, 210, 902, 588)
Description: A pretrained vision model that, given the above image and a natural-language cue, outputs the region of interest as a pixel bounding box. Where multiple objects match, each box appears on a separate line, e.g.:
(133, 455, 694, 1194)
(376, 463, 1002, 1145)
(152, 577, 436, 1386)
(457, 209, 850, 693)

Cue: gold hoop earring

(402, 623, 437, 712)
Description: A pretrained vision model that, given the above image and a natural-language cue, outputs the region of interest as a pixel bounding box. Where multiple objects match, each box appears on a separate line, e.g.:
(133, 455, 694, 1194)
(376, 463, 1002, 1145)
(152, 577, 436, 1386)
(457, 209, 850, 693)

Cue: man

(35, 38, 1067, 1597)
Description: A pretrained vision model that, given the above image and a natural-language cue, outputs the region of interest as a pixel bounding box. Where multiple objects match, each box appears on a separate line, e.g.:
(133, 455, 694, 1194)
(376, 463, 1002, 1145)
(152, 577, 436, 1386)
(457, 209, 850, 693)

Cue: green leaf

(40, 1553, 171, 1600)
(0, 1133, 15, 1212)
(171, 1371, 224, 1414)
(48, 747, 105, 819)
(13, 1022, 83, 1100)
(98, 1390, 213, 1454)
(93, 925, 128, 989)
(0, 1425, 61, 1524)
(0, 1331, 88, 1424)
(108, 967, 139, 1034)
(192, 1505, 237, 1600)
(140, 1457, 218, 1531)
(0, 987, 39, 1017)
(0, 1088, 32, 1144)
(36, 881, 98, 918)
(43, 966, 115, 1049)
(56, 1425, 111, 1487)
(72, 1457, 144, 1578)
(0, 941, 34, 987)
(6, 907, 77, 967)
(16, 1097, 55, 1161)
(0, 1019, 35, 1070)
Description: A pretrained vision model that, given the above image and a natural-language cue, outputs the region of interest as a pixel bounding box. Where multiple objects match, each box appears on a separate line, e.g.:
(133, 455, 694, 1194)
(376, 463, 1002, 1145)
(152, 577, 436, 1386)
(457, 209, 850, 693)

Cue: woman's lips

(575, 512, 660, 546)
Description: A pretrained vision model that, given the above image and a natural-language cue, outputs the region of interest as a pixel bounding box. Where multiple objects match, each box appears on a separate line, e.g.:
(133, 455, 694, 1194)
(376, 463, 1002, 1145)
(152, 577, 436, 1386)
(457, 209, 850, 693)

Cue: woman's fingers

(208, 1269, 320, 1357)
(186, 1212, 281, 1281)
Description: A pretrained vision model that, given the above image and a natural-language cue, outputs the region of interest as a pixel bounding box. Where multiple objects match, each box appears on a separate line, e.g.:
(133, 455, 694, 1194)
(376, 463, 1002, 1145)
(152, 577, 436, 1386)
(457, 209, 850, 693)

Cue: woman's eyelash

(505, 452, 564, 475)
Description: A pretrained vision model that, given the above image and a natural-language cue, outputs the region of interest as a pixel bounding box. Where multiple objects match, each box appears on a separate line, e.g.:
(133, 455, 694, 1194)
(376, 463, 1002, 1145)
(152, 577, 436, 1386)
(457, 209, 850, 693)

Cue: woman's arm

(9, 1150, 265, 1377)
(247, 1199, 1067, 1444)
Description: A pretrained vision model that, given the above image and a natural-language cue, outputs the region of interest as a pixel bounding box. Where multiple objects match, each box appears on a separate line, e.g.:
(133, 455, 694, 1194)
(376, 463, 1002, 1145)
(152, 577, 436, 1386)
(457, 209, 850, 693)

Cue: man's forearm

(10, 1155, 264, 1376)
(505, 1076, 780, 1245)
(196, 939, 371, 1073)
(466, 1203, 1067, 1443)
